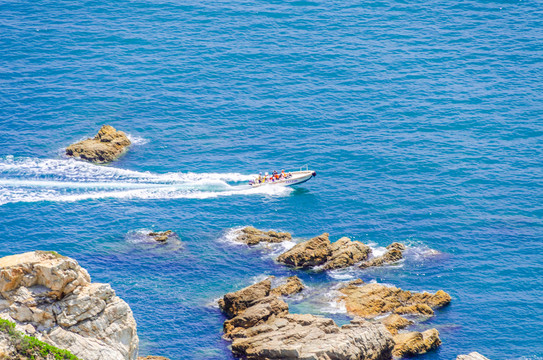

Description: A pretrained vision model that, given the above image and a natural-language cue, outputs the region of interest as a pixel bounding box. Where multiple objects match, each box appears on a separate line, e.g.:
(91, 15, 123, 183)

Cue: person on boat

(281, 169, 286, 178)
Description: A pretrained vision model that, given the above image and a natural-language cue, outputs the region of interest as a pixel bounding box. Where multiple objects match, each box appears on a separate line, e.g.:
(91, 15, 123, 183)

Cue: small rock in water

(148, 230, 174, 243)
(66, 125, 131, 164)
(138, 357, 171, 360)
(393, 328, 441, 357)
(236, 226, 292, 245)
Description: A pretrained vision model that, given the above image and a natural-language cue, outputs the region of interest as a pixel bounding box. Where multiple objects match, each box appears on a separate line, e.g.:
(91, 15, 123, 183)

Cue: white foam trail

(0, 157, 292, 205)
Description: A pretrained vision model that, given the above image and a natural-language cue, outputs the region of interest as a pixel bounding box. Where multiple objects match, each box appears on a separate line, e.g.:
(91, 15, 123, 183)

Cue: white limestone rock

(0, 251, 139, 360)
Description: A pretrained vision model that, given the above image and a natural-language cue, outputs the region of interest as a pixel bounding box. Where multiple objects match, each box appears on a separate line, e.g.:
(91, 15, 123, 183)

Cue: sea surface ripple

(0, 0, 542, 359)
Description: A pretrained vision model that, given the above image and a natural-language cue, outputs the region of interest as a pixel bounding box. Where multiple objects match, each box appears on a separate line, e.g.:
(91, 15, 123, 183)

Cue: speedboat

(250, 166, 317, 187)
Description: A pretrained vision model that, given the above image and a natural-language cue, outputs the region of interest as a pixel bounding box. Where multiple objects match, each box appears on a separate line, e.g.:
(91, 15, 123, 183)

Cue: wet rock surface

(219, 278, 394, 360)
(269, 276, 305, 297)
(0, 251, 139, 360)
(66, 125, 131, 163)
(235, 227, 292, 245)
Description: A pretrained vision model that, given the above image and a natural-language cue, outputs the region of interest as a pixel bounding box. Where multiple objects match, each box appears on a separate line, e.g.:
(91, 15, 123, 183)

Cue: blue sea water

(1, 0, 542, 359)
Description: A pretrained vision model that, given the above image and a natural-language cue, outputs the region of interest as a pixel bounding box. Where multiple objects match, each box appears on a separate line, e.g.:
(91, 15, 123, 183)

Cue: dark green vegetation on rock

(0, 319, 80, 360)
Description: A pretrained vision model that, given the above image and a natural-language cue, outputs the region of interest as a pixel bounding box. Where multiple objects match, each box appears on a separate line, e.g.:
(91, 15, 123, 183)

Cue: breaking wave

(0, 156, 292, 205)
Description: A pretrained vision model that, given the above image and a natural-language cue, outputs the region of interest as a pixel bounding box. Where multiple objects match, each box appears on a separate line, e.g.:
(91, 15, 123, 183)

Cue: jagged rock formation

(392, 328, 441, 357)
(219, 278, 394, 360)
(234, 227, 292, 245)
(0, 251, 139, 360)
(66, 125, 131, 163)
(358, 242, 405, 269)
(276, 233, 374, 270)
(338, 280, 451, 318)
(337, 280, 450, 357)
(457, 352, 491, 360)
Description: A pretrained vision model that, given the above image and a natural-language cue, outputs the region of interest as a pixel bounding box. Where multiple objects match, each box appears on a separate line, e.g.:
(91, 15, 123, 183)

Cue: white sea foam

(0, 157, 291, 205)
(126, 133, 149, 145)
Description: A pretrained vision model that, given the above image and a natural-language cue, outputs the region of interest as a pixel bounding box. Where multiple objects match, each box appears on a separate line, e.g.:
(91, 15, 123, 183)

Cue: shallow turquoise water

(1, 0, 542, 359)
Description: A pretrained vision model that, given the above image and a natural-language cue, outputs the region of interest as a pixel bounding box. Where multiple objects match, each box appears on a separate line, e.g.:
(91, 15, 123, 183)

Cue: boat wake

(0, 156, 292, 205)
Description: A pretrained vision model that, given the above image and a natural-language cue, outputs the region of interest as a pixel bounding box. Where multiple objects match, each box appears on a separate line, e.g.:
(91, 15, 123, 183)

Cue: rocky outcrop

(457, 352, 491, 360)
(359, 243, 405, 269)
(338, 280, 451, 318)
(323, 237, 372, 270)
(277, 233, 332, 267)
(275, 233, 404, 271)
(276, 233, 373, 270)
(235, 227, 292, 245)
(148, 230, 174, 243)
(0, 251, 139, 360)
(66, 125, 131, 163)
(392, 328, 441, 357)
(219, 279, 394, 360)
(336, 280, 450, 357)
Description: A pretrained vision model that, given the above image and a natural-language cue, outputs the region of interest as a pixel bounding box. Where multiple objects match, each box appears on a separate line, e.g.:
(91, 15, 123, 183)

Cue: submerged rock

(66, 125, 131, 163)
(235, 226, 292, 245)
(219, 279, 394, 360)
(338, 281, 451, 318)
(148, 230, 174, 243)
(0, 251, 139, 360)
(457, 352, 491, 360)
(380, 314, 413, 335)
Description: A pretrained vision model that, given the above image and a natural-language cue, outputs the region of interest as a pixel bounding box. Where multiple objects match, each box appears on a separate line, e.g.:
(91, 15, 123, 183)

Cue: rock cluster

(0, 251, 139, 360)
(276, 233, 403, 271)
(66, 125, 131, 163)
(219, 278, 394, 360)
(457, 352, 491, 360)
(235, 227, 292, 245)
(337, 280, 451, 357)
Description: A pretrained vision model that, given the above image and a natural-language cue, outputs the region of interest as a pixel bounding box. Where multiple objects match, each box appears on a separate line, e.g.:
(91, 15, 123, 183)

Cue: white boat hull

(250, 170, 316, 188)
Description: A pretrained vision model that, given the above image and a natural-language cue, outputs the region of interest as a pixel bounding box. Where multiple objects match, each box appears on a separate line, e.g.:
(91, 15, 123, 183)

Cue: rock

(0, 251, 139, 360)
(220, 278, 394, 360)
(66, 125, 131, 163)
(392, 329, 441, 357)
(270, 276, 304, 297)
(322, 237, 371, 270)
(148, 230, 173, 243)
(457, 352, 491, 360)
(236, 227, 292, 245)
(276, 233, 332, 268)
(338, 281, 451, 318)
(218, 279, 272, 318)
(380, 314, 413, 335)
(138, 357, 171, 360)
(231, 315, 394, 360)
(359, 244, 405, 269)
